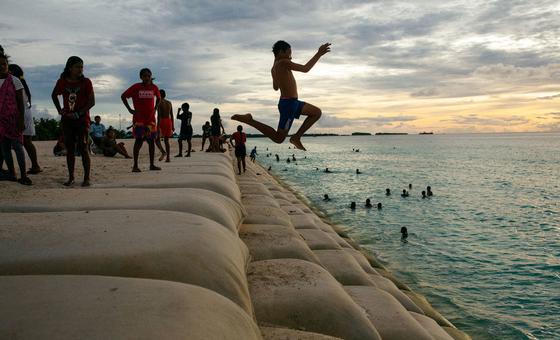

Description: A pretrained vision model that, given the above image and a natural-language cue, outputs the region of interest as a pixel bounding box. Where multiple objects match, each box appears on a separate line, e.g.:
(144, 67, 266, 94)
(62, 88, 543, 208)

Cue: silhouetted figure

(409, 183, 412, 189)
(356, 169, 361, 174)
(287, 158, 291, 163)
(401, 227, 408, 240)
(355, 149, 360, 152)
(401, 189, 409, 197)
(422, 191, 427, 199)
(427, 186, 433, 196)
(275, 154, 280, 162)
(386, 188, 391, 196)
(350, 201, 356, 210)
(324, 168, 332, 173)
(292, 154, 296, 161)
(323, 194, 331, 201)
(315, 167, 319, 171)
(268, 166, 272, 171)
(377, 202, 382, 209)
(365, 198, 373, 208)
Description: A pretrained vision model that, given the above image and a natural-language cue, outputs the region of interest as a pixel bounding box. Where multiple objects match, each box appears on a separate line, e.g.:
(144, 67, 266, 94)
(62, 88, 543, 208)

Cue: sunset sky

(3, 0, 560, 134)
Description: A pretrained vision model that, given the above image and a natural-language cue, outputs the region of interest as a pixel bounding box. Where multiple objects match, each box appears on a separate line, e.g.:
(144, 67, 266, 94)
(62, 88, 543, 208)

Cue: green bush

(34, 118, 60, 141)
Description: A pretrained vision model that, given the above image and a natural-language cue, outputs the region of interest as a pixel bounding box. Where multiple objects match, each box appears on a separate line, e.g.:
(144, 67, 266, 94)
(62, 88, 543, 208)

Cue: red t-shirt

(231, 131, 246, 145)
(53, 77, 94, 124)
(122, 83, 160, 125)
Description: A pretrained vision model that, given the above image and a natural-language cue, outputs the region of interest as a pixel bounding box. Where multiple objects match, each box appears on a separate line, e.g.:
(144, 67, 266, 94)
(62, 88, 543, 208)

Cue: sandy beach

(0, 139, 470, 339)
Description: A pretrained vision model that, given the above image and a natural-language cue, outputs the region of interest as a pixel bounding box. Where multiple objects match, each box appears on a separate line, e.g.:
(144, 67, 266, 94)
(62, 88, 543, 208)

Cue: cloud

(537, 94, 560, 100)
(447, 114, 529, 126)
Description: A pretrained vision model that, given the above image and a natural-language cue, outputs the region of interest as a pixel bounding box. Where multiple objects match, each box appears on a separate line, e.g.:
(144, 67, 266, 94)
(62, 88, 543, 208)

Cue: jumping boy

(232, 41, 330, 151)
(121, 68, 161, 172)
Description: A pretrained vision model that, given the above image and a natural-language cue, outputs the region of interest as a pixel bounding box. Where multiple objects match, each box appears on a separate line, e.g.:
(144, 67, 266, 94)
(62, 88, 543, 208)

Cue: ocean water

(247, 133, 560, 340)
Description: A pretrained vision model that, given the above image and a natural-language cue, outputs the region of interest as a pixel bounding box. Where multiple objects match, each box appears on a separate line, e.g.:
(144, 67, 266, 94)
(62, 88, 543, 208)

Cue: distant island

(419, 132, 434, 135)
(375, 132, 408, 135)
(351, 132, 372, 136)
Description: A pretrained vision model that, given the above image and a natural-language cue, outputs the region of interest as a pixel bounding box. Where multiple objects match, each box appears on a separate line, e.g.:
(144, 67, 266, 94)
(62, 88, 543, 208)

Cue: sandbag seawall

(0, 148, 263, 340)
(239, 158, 471, 340)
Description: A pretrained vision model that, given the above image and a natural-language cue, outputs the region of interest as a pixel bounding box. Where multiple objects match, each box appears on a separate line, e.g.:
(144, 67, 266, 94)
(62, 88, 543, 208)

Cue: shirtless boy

(232, 41, 330, 151)
(157, 89, 174, 162)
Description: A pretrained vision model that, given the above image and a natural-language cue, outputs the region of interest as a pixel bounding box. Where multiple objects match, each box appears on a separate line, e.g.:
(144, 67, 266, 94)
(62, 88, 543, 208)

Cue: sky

(3, 0, 560, 134)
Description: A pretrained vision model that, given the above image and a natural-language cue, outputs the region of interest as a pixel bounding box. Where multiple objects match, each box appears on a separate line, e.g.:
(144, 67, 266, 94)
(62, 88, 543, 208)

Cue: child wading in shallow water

(0, 47, 32, 185)
(51, 56, 95, 187)
(121, 68, 161, 172)
(232, 40, 330, 151)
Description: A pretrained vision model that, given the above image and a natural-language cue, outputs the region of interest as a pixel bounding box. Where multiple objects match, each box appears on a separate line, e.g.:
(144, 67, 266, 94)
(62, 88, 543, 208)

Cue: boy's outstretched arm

(289, 43, 331, 73)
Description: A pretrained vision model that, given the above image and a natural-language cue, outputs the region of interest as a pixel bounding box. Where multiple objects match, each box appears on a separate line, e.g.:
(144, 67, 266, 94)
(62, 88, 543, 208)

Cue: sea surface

(247, 133, 559, 340)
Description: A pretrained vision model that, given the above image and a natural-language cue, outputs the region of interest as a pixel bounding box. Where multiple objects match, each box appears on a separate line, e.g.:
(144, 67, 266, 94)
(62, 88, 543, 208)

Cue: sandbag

(374, 267, 412, 291)
(410, 312, 454, 340)
(260, 326, 342, 339)
(248, 259, 381, 340)
(244, 206, 292, 227)
(0, 210, 253, 314)
(0, 188, 243, 233)
(240, 224, 320, 264)
(326, 231, 353, 248)
(242, 194, 281, 208)
(404, 291, 455, 328)
(343, 248, 379, 274)
(368, 274, 424, 314)
(0, 275, 262, 340)
(314, 250, 375, 286)
(163, 163, 235, 181)
(94, 173, 241, 204)
(298, 229, 342, 250)
(281, 205, 305, 215)
(290, 214, 321, 229)
(239, 183, 272, 195)
(344, 286, 434, 340)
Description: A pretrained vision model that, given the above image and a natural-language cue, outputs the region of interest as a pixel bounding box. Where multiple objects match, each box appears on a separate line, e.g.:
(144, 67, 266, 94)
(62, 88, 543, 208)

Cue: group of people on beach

(0, 40, 330, 186)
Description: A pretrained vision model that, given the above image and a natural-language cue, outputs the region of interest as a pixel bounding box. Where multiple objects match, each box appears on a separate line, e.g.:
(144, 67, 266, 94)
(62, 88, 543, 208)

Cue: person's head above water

(422, 190, 426, 198)
(386, 188, 391, 195)
(323, 194, 330, 200)
(350, 201, 356, 209)
(401, 226, 408, 238)
(377, 202, 382, 209)
(365, 198, 371, 206)
(427, 186, 432, 191)
(272, 40, 291, 58)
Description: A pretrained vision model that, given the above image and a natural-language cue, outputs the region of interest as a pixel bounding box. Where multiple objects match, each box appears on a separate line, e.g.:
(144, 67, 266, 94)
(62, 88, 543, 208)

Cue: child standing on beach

(0, 47, 32, 185)
(230, 125, 246, 175)
(232, 41, 330, 151)
(157, 89, 174, 162)
(51, 56, 95, 186)
(121, 68, 161, 172)
(176, 103, 192, 157)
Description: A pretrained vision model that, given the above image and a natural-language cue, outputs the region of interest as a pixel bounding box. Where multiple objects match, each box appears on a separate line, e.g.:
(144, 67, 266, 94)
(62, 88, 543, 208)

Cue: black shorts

(179, 125, 193, 141)
(235, 144, 246, 158)
(62, 118, 88, 149)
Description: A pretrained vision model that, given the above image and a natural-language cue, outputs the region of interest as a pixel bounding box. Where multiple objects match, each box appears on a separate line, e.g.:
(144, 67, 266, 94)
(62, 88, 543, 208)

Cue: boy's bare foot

(158, 152, 166, 162)
(231, 113, 253, 124)
(81, 179, 90, 187)
(150, 165, 161, 171)
(165, 159, 170, 163)
(18, 177, 33, 186)
(132, 167, 141, 173)
(289, 136, 307, 151)
(63, 179, 75, 186)
(175, 154, 182, 157)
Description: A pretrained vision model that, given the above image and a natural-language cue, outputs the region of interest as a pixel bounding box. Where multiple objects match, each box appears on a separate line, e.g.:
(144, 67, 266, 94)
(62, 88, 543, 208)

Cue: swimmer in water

(286, 158, 290, 163)
(323, 194, 331, 201)
(324, 168, 332, 173)
(365, 198, 373, 208)
(427, 186, 433, 196)
(356, 169, 361, 174)
(401, 189, 409, 197)
(350, 201, 356, 210)
(275, 154, 280, 162)
(401, 226, 408, 240)
(422, 190, 426, 199)
(409, 183, 412, 189)
(268, 165, 272, 171)
(386, 188, 391, 196)
(377, 202, 382, 209)
(292, 154, 296, 161)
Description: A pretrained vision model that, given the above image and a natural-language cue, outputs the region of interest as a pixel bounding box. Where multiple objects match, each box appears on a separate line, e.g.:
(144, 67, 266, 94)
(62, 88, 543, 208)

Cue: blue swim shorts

(278, 98, 305, 131)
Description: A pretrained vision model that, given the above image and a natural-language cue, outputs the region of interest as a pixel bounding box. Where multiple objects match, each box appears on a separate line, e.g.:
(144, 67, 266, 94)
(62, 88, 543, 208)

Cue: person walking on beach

(230, 125, 247, 175)
(121, 68, 161, 172)
(176, 103, 192, 157)
(201, 121, 211, 151)
(52, 56, 95, 186)
(0, 47, 32, 185)
(232, 40, 331, 151)
(157, 89, 174, 162)
(250, 146, 257, 162)
(210, 108, 224, 152)
(8, 64, 41, 175)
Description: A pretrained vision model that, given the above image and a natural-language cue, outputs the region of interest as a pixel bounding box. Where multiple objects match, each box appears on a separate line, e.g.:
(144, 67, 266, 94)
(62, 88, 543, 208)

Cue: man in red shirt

(229, 125, 247, 175)
(121, 68, 161, 172)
